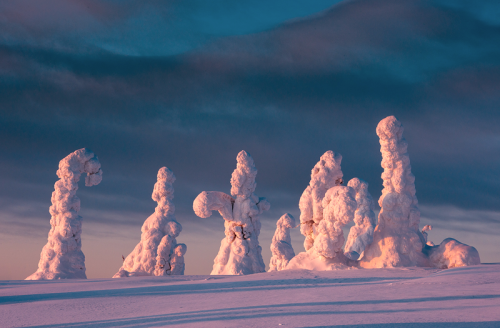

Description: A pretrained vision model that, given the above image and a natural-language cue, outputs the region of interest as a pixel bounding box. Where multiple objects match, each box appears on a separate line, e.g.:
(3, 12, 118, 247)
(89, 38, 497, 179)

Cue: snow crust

(268, 213, 296, 272)
(193, 150, 270, 275)
(9, 265, 500, 327)
(344, 178, 376, 260)
(114, 167, 185, 277)
(298, 150, 343, 251)
(26, 148, 103, 280)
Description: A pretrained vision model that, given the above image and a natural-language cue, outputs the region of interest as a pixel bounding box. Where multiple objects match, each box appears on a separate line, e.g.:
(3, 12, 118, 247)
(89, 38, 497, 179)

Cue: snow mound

(427, 238, 480, 269)
(299, 150, 343, 251)
(114, 167, 185, 277)
(269, 213, 296, 272)
(193, 150, 270, 275)
(344, 178, 376, 260)
(26, 148, 103, 280)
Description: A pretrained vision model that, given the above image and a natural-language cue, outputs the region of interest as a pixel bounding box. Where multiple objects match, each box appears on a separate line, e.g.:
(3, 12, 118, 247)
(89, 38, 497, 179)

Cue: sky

(0, 0, 499, 280)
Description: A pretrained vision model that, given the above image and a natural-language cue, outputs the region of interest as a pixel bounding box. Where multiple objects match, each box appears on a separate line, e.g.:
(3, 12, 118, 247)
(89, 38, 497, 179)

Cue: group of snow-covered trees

(27, 116, 480, 280)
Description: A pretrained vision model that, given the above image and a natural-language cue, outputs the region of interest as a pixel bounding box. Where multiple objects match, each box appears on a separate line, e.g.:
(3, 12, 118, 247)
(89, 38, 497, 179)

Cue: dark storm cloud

(1, 0, 500, 234)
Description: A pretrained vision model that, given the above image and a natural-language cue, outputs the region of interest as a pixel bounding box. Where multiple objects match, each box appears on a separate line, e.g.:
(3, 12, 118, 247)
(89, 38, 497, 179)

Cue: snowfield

(2, 264, 499, 327)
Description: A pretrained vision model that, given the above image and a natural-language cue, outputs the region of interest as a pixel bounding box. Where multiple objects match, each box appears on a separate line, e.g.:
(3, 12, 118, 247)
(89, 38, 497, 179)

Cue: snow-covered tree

(269, 213, 296, 272)
(299, 151, 343, 251)
(26, 148, 103, 280)
(344, 178, 376, 260)
(114, 167, 185, 277)
(170, 244, 187, 275)
(287, 185, 356, 270)
(360, 116, 428, 268)
(193, 150, 270, 275)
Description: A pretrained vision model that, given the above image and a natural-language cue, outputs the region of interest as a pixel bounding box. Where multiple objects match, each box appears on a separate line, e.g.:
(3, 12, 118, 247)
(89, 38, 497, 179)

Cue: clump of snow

(287, 185, 357, 271)
(421, 225, 432, 244)
(298, 151, 343, 251)
(360, 116, 428, 268)
(269, 213, 296, 272)
(26, 148, 103, 280)
(114, 167, 185, 277)
(193, 150, 270, 275)
(344, 178, 376, 260)
(427, 238, 480, 269)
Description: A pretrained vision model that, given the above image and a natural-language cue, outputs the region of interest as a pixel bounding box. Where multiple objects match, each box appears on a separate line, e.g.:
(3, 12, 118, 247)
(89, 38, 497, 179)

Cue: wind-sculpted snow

(114, 167, 185, 277)
(288, 185, 357, 271)
(193, 150, 270, 275)
(344, 178, 376, 260)
(269, 213, 296, 272)
(299, 151, 343, 251)
(26, 148, 103, 280)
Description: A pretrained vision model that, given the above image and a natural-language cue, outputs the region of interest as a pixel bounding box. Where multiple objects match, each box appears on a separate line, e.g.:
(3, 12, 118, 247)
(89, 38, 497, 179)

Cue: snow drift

(344, 178, 376, 260)
(114, 167, 185, 277)
(268, 213, 296, 272)
(193, 150, 270, 275)
(26, 148, 103, 280)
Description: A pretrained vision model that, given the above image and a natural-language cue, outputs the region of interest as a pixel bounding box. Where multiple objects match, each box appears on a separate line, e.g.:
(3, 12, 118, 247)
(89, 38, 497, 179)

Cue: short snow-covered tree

(269, 213, 296, 272)
(288, 184, 357, 270)
(193, 150, 270, 275)
(344, 178, 376, 260)
(299, 151, 343, 251)
(26, 148, 103, 280)
(114, 167, 185, 277)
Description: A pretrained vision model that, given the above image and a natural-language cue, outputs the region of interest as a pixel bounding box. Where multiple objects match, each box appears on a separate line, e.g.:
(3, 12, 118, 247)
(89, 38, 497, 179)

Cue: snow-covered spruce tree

(268, 213, 296, 272)
(360, 116, 428, 268)
(26, 148, 103, 280)
(298, 151, 343, 251)
(193, 150, 270, 275)
(344, 178, 376, 260)
(170, 243, 187, 275)
(114, 167, 185, 277)
(287, 185, 357, 270)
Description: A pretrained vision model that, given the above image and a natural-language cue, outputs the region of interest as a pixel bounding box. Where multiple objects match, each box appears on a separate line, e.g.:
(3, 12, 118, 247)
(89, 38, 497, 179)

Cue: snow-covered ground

(1, 264, 499, 327)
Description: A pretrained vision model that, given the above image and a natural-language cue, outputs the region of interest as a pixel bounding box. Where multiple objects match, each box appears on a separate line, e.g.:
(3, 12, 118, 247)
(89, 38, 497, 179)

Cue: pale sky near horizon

(1, 0, 500, 279)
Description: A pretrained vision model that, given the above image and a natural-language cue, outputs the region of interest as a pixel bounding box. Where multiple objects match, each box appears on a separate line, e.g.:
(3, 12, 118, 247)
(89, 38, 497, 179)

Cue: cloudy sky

(1, 0, 499, 279)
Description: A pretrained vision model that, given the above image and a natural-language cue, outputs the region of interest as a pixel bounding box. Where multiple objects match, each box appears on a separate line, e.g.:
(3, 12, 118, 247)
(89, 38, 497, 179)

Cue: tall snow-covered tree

(193, 151, 270, 275)
(26, 148, 102, 280)
(114, 167, 185, 277)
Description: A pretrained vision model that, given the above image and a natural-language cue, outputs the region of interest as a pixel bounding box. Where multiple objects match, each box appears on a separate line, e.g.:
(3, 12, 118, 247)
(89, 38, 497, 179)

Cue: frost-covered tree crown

(26, 148, 102, 280)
